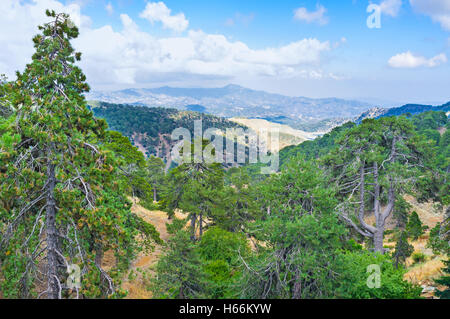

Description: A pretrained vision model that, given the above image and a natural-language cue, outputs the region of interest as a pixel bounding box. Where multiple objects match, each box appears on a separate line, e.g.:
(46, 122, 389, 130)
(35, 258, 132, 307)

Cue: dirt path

(119, 202, 185, 298)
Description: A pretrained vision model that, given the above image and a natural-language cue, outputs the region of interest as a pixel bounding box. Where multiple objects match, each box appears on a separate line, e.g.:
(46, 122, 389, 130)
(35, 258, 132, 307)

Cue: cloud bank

(388, 51, 447, 68)
(0, 0, 336, 88)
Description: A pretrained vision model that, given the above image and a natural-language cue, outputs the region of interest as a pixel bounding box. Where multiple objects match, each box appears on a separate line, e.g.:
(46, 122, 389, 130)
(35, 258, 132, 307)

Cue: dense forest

(0, 11, 449, 299)
(92, 102, 246, 159)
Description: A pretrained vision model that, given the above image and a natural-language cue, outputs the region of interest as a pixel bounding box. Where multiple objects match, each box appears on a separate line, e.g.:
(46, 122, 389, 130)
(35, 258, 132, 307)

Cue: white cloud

(75, 18, 331, 85)
(105, 2, 113, 15)
(0, 0, 90, 79)
(388, 51, 447, 68)
(0, 0, 335, 88)
(139, 1, 189, 33)
(294, 4, 329, 25)
(380, 0, 403, 17)
(410, 0, 450, 31)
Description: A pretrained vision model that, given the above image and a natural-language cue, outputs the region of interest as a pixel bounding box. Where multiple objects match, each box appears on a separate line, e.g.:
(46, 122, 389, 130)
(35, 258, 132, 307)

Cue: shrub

(198, 227, 249, 264)
(412, 252, 427, 264)
(335, 251, 422, 299)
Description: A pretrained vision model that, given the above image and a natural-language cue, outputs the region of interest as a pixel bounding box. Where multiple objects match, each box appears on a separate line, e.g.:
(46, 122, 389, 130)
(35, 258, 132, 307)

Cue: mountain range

(355, 102, 450, 123)
(87, 84, 374, 122)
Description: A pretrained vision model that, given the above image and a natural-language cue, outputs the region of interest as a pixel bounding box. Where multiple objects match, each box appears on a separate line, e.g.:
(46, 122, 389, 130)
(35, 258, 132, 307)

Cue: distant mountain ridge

(355, 101, 450, 123)
(87, 84, 374, 121)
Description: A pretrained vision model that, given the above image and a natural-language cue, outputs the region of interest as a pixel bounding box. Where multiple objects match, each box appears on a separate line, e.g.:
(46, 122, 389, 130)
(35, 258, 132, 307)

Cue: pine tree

(218, 168, 257, 232)
(238, 158, 346, 299)
(163, 139, 224, 240)
(104, 130, 153, 202)
(146, 155, 165, 202)
(406, 211, 427, 240)
(392, 231, 414, 268)
(325, 117, 432, 253)
(151, 225, 209, 299)
(0, 11, 158, 298)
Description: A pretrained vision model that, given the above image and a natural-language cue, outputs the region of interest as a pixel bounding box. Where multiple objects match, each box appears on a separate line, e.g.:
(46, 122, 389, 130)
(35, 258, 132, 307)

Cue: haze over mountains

(355, 102, 450, 124)
(87, 84, 375, 121)
(87, 84, 450, 135)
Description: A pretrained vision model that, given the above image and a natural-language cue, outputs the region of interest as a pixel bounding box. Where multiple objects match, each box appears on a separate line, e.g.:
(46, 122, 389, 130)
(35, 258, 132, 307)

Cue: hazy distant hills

(355, 101, 450, 123)
(87, 84, 374, 121)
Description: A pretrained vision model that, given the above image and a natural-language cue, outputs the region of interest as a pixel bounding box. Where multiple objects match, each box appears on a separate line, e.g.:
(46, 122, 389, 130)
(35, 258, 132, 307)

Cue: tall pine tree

(0, 11, 158, 298)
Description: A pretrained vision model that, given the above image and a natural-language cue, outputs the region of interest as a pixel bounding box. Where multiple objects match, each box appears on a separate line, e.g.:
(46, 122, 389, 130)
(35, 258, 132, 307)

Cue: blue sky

(1, 0, 450, 105)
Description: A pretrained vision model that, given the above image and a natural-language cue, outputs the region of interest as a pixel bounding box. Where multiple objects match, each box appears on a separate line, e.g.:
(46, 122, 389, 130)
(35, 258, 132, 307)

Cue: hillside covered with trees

(91, 102, 247, 163)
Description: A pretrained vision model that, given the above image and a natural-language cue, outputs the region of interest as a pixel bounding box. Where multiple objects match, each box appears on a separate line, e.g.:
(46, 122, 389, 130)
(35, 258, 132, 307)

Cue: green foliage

(393, 196, 412, 228)
(335, 251, 422, 299)
(92, 102, 245, 158)
(435, 259, 450, 299)
(197, 227, 250, 298)
(198, 227, 249, 264)
(392, 231, 414, 267)
(411, 111, 448, 132)
(151, 229, 210, 299)
(406, 211, 427, 240)
(427, 208, 449, 256)
(162, 139, 225, 239)
(146, 155, 166, 203)
(411, 252, 426, 264)
(0, 11, 160, 298)
(104, 130, 153, 202)
(217, 168, 258, 232)
(237, 159, 347, 299)
(279, 121, 355, 166)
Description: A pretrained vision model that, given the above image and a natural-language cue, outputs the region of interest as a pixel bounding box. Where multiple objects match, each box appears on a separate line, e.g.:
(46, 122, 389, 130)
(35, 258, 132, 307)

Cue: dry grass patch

(404, 256, 445, 285)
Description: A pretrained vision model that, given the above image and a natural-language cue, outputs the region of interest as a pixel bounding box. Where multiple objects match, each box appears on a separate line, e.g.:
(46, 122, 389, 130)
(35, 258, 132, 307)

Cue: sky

(1, 0, 450, 105)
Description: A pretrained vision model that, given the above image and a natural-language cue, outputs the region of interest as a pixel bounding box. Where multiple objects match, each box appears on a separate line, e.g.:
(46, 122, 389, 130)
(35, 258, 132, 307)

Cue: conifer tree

(326, 117, 432, 253)
(406, 211, 427, 240)
(0, 11, 158, 298)
(163, 139, 224, 240)
(146, 155, 165, 202)
(392, 231, 414, 268)
(151, 221, 209, 299)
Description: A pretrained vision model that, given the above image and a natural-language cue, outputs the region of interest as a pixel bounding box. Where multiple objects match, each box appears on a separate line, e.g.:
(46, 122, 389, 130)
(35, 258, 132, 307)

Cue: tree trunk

(190, 213, 196, 241)
(199, 213, 203, 239)
(358, 165, 365, 223)
(374, 226, 385, 253)
(373, 161, 385, 254)
(95, 244, 103, 266)
(46, 162, 59, 299)
(153, 187, 157, 202)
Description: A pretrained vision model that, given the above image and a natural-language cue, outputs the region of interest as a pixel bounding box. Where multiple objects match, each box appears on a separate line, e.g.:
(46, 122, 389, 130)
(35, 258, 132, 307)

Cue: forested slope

(91, 102, 247, 163)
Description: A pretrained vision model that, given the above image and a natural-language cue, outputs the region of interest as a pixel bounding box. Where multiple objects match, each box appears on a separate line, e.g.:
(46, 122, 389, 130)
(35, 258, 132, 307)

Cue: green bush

(197, 227, 250, 298)
(335, 251, 422, 299)
(412, 252, 427, 264)
(198, 227, 249, 264)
